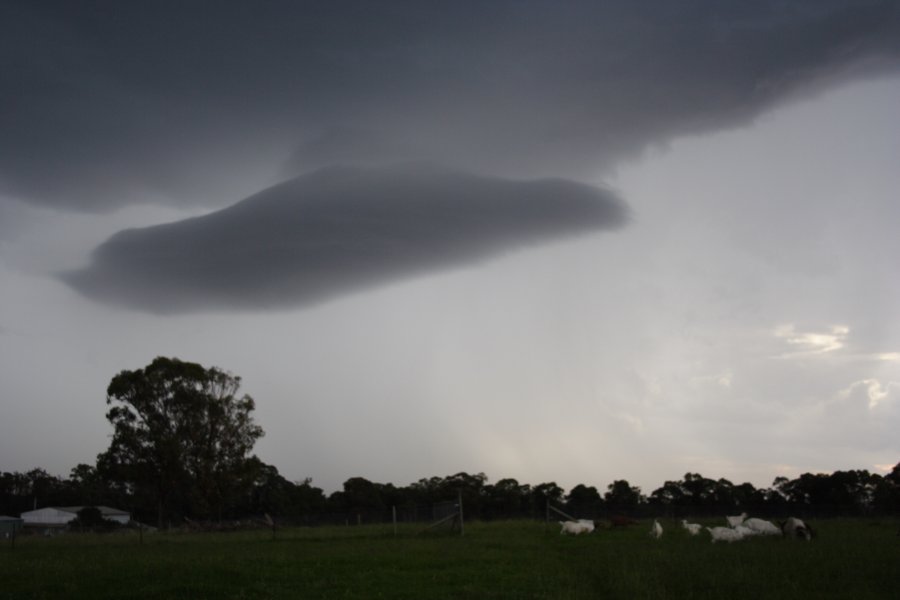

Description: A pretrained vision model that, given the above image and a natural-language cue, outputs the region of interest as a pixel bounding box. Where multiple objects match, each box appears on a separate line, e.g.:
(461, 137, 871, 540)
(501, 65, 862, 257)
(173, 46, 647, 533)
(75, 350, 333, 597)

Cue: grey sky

(3, 1, 898, 211)
(1, 1, 899, 494)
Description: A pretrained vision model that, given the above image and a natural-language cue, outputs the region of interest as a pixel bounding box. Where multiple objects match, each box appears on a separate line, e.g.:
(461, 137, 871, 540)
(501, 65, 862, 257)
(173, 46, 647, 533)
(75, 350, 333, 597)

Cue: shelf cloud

(63, 164, 627, 312)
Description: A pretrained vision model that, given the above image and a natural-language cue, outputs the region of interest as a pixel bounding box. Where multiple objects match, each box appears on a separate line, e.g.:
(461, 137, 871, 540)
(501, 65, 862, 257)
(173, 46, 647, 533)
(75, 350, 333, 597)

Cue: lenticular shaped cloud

(63, 164, 627, 312)
(2, 1, 899, 211)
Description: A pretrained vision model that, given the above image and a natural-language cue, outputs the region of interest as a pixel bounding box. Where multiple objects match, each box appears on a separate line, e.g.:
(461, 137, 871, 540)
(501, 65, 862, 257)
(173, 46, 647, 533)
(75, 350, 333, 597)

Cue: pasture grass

(1, 518, 898, 599)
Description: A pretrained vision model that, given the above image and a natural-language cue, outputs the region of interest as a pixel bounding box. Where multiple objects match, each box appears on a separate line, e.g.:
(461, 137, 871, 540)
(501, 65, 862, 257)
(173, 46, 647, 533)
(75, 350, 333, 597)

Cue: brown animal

(609, 515, 639, 527)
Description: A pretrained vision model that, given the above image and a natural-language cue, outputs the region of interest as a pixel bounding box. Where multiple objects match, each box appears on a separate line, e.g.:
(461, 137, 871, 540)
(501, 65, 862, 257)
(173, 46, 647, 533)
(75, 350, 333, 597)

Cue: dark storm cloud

(2, 1, 899, 211)
(63, 164, 627, 312)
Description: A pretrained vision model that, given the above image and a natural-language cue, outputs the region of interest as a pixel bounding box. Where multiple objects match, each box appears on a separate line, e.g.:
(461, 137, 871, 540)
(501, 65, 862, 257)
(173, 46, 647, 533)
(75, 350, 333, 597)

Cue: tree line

(1, 357, 898, 526)
(3, 463, 899, 527)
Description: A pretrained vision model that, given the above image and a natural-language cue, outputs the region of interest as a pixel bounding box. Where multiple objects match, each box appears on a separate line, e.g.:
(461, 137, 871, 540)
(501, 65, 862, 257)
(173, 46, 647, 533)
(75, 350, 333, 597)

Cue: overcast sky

(1, 1, 899, 494)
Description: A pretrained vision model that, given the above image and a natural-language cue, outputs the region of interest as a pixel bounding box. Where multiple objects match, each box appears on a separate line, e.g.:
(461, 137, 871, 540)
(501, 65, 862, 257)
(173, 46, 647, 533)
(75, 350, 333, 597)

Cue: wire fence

(10, 499, 897, 539)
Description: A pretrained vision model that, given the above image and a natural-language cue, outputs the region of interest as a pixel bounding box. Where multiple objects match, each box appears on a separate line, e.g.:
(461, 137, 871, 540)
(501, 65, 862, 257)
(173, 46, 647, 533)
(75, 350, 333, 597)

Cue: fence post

(393, 506, 397, 537)
(458, 490, 464, 536)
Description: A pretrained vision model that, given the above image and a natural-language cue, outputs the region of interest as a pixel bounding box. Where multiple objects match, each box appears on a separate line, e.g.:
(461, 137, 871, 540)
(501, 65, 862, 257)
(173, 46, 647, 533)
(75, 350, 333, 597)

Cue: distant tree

(872, 465, 900, 513)
(730, 481, 765, 513)
(71, 506, 119, 531)
(74, 506, 104, 527)
(68, 463, 124, 508)
(245, 460, 294, 516)
(566, 484, 603, 517)
(886, 462, 900, 486)
(826, 470, 882, 512)
(531, 482, 565, 509)
(374, 482, 405, 509)
(292, 478, 328, 514)
(99, 357, 264, 527)
(0, 471, 31, 515)
(780, 472, 831, 508)
(341, 477, 385, 512)
(21, 468, 67, 508)
(409, 476, 445, 504)
(681, 473, 717, 507)
(242, 461, 326, 518)
(767, 476, 791, 508)
(69, 464, 100, 502)
(443, 472, 488, 515)
(649, 480, 686, 506)
(484, 478, 531, 518)
(604, 480, 644, 511)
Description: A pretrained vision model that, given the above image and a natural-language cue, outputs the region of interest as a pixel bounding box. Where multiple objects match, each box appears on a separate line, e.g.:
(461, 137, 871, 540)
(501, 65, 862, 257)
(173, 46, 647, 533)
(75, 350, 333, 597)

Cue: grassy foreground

(1, 519, 898, 599)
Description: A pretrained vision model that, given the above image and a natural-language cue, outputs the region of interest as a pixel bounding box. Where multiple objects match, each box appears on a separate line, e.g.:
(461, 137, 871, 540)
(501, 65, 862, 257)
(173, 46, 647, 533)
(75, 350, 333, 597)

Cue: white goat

(560, 520, 593, 535)
(725, 512, 747, 528)
(681, 520, 702, 536)
(781, 517, 812, 541)
(706, 526, 744, 543)
(650, 519, 663, 539)
(733, 524, 758, 537)
(742, 518, 781, 535)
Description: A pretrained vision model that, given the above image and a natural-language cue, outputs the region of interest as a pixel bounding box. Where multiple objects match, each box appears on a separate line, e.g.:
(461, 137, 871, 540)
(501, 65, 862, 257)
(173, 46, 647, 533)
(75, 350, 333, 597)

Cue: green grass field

(1, 519, 898, 599)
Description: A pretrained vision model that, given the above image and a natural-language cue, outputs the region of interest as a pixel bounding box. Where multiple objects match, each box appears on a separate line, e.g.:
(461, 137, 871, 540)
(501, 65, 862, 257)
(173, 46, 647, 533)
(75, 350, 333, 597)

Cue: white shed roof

(21, 506, 130, 521)
(57, 506, 130, 517)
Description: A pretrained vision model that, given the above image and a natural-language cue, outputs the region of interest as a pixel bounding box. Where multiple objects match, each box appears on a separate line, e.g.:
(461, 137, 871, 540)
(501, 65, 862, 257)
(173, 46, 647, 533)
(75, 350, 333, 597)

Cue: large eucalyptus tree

(100, 357, 263, 527)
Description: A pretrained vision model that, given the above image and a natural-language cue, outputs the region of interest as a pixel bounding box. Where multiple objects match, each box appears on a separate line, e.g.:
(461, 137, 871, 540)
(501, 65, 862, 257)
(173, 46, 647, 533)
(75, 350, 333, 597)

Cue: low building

(1, 515, 23, 538)
(20, 506, 131, 527)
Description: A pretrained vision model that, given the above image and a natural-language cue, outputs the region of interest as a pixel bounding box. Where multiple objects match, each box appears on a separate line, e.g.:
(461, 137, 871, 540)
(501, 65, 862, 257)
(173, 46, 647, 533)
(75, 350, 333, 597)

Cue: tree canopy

(99, 357, 264, 527)
(3, 462, 900, 525)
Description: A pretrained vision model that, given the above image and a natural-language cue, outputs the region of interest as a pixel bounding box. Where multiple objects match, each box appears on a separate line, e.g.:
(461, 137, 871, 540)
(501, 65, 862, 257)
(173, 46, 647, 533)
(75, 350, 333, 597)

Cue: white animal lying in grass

(725, 512, 747, 528)
(733, 524, 758, 537)
(706, 526, 744, 543)
(742, 518, 781, 535)
(650, 519, 663, 539)
(681, 520, 701, 536)
(560, 520, 594, 535)
(781, 517, 812, 541)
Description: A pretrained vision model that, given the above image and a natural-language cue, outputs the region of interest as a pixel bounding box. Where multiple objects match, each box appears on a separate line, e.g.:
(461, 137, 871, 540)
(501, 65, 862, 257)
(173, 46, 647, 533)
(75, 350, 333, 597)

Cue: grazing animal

(609, 515, 639, 527)
(706, 526, 744, 543)
(650, 519, 663, 539)
(733, 524, 758, 537)
(725, 512, 748, 528)
(742, 518, 781, 536)
(577, 519, 597, 533)
(781, 517, 812, 541)
(560, 520, 593, 535)
(681, 520, 702, 536)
